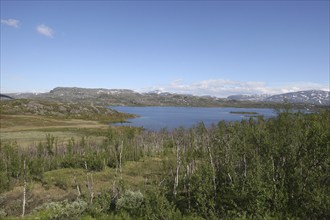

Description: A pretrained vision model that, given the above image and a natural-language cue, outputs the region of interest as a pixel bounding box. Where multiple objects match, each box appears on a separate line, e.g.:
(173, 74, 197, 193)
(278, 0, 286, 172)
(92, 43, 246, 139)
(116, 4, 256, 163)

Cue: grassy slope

(0, 99, 135, 123)
(0, 99, 134, 147)
(0, 114, 108, 147)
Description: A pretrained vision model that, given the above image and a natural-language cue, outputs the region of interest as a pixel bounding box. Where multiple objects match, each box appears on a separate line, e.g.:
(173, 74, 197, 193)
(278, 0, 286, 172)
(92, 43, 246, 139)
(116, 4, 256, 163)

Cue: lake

(110, 106, 277, 131)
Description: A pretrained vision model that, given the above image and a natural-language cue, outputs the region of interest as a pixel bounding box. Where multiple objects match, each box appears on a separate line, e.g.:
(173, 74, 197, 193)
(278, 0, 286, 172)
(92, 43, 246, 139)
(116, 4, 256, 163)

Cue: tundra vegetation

(0, 99, 329, 219)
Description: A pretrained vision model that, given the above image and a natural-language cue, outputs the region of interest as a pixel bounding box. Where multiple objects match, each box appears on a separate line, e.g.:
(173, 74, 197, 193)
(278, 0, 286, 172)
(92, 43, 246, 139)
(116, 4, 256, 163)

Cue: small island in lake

(230, 111, 259, 115)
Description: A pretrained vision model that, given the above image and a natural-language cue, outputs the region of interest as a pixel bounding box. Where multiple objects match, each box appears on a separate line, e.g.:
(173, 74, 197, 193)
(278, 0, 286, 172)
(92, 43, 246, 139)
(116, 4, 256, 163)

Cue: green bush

(31, 199, 88, 220)
(85, 191, 112, 217)
(142, 189, 182, 220)
(85, 153, 105, 171)
(116, 190, 144, 216)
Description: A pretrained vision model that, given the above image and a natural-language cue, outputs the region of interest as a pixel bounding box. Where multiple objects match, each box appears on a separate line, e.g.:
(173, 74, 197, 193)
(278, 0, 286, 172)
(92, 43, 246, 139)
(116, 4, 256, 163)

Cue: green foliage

(31, 199, 87, 220)
(46, 133, 55, 156)
(28, 158, 44, 181)
(84, 152, 105, 171)
(160, 111, 330, 219)
(116, 190, 144, 216)
(0, 141, 22, 192)
(141, 189, 182, 220)
(85, 191, 113, 218)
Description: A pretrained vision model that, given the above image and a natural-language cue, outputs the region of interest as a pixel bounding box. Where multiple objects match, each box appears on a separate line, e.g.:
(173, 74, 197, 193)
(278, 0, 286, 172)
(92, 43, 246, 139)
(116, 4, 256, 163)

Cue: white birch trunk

(22, 159, 26, 217)
(174, 144, 181, 197)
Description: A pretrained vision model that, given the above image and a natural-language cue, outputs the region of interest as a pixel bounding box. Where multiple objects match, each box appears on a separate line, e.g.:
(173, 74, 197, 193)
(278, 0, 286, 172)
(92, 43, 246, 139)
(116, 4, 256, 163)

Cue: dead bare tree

(119, 140, 123, 179)
(85, 161, 94, 204)
(173, 139, 181, 197)
(74, 176, 81, 198)
(207, 139, 217, 198)
(22, 159, 26, 217)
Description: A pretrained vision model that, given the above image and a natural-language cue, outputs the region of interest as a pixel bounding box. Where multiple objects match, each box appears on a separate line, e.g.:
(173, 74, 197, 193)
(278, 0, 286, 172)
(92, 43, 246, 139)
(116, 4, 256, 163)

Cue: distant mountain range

(228, 90, 329, 106)
(3, 87, 329, 107)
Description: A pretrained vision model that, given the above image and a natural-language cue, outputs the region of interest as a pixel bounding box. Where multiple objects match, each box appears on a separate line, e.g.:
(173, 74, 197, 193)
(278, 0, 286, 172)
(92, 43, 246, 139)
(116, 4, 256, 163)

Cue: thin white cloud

(142, 79, 329, 98)
(36, 24, 54, 38)
(1, 18, 20, 28)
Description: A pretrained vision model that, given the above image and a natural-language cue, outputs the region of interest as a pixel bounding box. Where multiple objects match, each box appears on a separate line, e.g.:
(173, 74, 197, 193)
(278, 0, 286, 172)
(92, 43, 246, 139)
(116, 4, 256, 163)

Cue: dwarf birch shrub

(32, 199, 87, 220)
(116, 190, 144, 216)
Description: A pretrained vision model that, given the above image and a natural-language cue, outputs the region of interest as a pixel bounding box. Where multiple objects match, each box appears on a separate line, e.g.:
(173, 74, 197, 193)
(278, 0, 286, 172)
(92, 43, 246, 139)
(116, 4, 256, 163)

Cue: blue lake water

(110, 106, 277, 131)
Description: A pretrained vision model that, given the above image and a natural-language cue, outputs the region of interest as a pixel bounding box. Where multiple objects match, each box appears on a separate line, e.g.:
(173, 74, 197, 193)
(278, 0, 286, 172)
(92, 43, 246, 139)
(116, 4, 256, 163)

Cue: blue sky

(1, 0, 329, 97)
